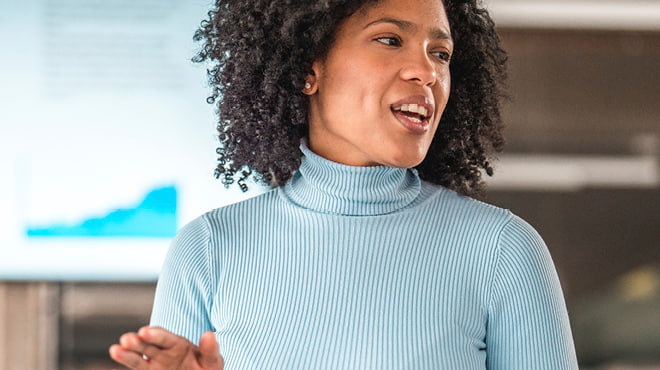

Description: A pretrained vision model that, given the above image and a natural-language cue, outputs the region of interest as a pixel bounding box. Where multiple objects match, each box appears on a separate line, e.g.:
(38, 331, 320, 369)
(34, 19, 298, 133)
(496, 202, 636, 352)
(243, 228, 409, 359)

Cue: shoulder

(164, 188, 281, 271)
(417, 181, 550, 261)
(494, 214, 555, 282)
(200, 188, 280, 225)
(418, 181, 515, 232)
(165, 213, 212, 263)
(172, 188, 282, 247)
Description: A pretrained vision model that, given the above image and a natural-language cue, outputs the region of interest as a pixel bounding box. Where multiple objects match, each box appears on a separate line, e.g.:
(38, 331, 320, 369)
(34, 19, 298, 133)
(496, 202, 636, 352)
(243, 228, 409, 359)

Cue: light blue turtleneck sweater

(150, 145, 578, 369)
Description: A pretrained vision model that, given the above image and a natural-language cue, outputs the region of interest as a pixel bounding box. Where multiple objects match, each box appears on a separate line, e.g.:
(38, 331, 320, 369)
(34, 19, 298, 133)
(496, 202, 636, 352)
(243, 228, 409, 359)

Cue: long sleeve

(486, 215, 578, 369)
(149, 215, 215, 345)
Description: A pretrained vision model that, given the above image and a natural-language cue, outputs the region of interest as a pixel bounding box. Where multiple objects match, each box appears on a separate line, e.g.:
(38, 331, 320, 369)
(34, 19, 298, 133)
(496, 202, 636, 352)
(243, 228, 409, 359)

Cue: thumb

(198, 331, 224, 369)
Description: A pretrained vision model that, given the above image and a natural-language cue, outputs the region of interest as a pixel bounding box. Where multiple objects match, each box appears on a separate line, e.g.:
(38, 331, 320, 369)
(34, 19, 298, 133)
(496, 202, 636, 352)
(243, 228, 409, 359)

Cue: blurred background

(0, 0, 658, 369)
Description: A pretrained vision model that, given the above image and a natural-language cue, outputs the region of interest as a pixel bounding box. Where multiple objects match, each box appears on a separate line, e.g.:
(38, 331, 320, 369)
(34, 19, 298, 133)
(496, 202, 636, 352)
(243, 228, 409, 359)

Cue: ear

(302, 60, 322, 95)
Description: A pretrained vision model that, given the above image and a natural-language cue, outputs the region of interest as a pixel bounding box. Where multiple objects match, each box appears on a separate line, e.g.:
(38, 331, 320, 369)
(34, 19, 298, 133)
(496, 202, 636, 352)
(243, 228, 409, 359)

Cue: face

(305, 0, 453, 168)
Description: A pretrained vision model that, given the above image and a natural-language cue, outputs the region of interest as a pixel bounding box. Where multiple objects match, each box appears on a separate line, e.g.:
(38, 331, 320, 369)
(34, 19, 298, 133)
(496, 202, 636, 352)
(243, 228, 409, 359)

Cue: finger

(138, 326, 188, 350)
(119, 331, 167, 361)
(109, 343, 148, 370)
(198, 331, 224, 368)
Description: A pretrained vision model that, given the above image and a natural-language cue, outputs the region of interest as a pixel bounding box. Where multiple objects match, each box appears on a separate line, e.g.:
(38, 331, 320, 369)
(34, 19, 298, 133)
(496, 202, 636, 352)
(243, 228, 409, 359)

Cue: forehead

(352, 0, 450, 33)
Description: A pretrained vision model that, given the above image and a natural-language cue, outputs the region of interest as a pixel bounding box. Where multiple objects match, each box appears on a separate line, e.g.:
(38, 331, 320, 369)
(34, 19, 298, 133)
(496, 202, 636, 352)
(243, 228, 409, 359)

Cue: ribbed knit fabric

(150, 144, 578, 369)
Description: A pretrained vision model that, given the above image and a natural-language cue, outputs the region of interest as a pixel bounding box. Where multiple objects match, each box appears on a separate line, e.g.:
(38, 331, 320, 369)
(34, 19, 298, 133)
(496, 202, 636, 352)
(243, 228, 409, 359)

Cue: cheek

(324, 47, 389, 89)
(435, 77, 451, 115)
(321, 67, 381, 116)
(439, 69, 451, 95)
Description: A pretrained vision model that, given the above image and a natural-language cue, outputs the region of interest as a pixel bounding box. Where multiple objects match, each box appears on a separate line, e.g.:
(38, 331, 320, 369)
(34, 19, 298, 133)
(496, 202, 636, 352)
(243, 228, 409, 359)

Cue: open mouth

(391, 103, 431, 126)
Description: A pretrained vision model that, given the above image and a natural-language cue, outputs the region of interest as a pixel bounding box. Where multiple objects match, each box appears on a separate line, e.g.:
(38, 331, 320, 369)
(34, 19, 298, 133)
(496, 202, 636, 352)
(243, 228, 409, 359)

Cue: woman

(110, 0, 579, 368)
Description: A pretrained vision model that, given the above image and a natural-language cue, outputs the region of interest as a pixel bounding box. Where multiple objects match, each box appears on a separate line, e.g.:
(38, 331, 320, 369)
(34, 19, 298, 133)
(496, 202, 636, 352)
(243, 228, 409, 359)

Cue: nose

(399, 49, 438, 86)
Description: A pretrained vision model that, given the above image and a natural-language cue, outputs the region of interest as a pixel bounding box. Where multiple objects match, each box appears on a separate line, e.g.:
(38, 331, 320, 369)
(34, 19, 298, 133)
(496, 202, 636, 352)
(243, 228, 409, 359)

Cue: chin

(381, 140, 432, 168)
(383, 154, 426, 169)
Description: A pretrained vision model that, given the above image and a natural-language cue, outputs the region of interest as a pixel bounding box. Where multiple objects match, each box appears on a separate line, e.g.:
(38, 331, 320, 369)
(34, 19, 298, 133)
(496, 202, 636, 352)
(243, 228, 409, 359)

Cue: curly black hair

(193, 0, 507, 196)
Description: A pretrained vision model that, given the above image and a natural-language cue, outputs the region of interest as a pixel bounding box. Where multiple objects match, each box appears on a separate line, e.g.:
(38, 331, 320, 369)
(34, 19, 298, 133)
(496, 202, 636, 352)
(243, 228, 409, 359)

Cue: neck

(280, 143, 422, 216)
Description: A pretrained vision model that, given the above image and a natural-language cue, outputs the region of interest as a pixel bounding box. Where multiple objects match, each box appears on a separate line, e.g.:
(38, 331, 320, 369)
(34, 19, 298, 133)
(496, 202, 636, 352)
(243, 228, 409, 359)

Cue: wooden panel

(499, 29, 660, 136)
(0, 282, 59, 370)
(59, 282, 154, 369)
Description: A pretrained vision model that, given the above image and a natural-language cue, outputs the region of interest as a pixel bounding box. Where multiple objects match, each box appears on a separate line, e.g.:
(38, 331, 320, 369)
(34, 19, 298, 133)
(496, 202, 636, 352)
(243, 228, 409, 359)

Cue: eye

(431, 51, 451, 63)
(374, 36, 401, 47)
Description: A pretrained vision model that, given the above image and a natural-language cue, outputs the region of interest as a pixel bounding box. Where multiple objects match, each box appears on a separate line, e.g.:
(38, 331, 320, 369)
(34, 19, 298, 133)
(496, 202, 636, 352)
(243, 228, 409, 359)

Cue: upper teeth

(394, 104, 429, 118)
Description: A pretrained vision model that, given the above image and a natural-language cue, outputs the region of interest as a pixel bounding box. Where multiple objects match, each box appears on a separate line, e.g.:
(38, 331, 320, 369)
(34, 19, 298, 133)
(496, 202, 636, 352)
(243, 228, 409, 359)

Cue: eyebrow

(363, 17, 453, 42)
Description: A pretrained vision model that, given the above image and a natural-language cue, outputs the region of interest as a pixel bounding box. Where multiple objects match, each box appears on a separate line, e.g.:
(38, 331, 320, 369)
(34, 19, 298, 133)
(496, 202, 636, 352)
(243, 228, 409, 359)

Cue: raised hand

(109, 326, 224, 370)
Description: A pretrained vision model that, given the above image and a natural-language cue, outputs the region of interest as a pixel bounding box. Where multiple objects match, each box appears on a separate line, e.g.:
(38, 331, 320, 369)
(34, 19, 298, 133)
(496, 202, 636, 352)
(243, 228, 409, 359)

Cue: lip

(390, 95, 435, 134)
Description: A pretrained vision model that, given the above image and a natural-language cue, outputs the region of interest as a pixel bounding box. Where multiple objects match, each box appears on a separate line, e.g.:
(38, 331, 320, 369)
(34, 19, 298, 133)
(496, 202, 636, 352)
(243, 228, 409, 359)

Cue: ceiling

(486, 1, 660, 30)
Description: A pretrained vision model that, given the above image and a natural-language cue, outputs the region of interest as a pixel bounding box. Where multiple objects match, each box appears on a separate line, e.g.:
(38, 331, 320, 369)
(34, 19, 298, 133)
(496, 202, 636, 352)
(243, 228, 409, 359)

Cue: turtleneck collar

(280, 142, 422, 216)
